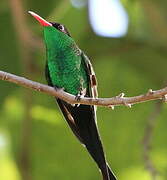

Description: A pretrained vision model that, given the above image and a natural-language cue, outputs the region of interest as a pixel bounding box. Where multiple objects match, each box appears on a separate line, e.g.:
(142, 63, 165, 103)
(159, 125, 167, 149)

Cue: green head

(28, 11, 74, 50)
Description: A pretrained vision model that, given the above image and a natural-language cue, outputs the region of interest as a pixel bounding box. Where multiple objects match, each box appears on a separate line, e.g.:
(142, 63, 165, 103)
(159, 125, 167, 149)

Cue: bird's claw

(75, 91, 84, 101)
(54, 86, 64, 91)
(74, 91, 85, 107)
(75, 94, 81, 101)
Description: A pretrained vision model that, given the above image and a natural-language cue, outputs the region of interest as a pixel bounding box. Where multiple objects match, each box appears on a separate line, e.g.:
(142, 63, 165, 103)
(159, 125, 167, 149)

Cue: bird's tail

(88, 149, 116, 180)
(101, 164, 117, 180)
(80, 112, 117, 180)
(56, 99, 117, 180)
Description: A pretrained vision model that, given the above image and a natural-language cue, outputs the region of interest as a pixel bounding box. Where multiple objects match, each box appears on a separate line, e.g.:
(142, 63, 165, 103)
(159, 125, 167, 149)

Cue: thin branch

(142, 102, 162, 180)
(47, 0, 71, 21)
(141, 0, 167, 44)
(9, 0, 43, 50)
(0, 70, 167, 107)
(9, 1, 38, 179)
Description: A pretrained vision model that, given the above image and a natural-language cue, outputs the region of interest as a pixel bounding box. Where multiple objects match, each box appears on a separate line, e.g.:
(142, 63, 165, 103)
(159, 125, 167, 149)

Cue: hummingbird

(28, 11, 117, 180)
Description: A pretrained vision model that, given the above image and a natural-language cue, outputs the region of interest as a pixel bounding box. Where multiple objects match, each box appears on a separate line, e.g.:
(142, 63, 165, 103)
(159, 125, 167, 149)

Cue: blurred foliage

(0, 0, 167, 180)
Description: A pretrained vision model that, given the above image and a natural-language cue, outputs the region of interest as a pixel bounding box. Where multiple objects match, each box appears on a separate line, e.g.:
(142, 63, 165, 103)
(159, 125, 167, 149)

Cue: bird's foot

(54, 86, 64, 91)
(75, 91, 84, 101)
(75, 91, 85, 107)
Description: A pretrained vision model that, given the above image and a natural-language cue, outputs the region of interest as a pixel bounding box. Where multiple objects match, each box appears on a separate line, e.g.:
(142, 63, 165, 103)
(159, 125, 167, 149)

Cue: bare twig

(142, 102, 162, 180)
(9, 0, 43, 50)
(0, 70, 167, 107)
(141, 1, 167, 43)
(9, 0, 38, 179)
(47, 0, 71, 21)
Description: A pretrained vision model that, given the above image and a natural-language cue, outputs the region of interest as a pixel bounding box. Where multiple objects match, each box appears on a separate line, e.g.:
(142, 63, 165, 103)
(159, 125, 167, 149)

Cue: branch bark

(9, 0, 35, 179)
(142, 102, 162, 180)
(0, 70, 167, 107)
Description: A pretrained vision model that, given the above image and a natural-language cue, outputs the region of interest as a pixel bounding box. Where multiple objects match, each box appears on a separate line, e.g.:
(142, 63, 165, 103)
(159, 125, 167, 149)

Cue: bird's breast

(47, 51, 88, 95)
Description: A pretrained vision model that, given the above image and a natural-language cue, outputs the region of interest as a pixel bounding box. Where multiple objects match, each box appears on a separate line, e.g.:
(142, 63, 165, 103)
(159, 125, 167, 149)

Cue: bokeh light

(88, 0, 129, 37)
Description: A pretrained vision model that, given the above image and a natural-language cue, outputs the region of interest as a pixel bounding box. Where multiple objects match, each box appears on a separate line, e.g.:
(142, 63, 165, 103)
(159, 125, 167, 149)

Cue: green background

(0, 0, 167, 180)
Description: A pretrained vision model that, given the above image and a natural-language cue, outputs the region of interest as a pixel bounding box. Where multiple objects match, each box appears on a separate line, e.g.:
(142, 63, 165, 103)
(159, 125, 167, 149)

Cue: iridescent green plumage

(44, 26, 88, 95)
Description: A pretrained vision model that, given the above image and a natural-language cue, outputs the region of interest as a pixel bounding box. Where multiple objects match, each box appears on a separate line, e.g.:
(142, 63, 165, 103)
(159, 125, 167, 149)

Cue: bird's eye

(58, 25, 65, 31)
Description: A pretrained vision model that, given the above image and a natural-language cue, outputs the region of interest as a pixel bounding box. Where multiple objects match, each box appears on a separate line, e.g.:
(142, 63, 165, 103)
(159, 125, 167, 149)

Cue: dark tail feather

(99, 164, 117, 180)
(90, 158, 116, 180)
(101, 165, 110, 180)
(56, 99, 117, 180)
(105, 164, 117, 180)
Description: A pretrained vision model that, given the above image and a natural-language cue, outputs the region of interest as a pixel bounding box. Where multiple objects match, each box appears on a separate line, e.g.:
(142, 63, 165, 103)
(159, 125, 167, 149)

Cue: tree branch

(142, 102, 162, 180)
(0, 70, 167, 107)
